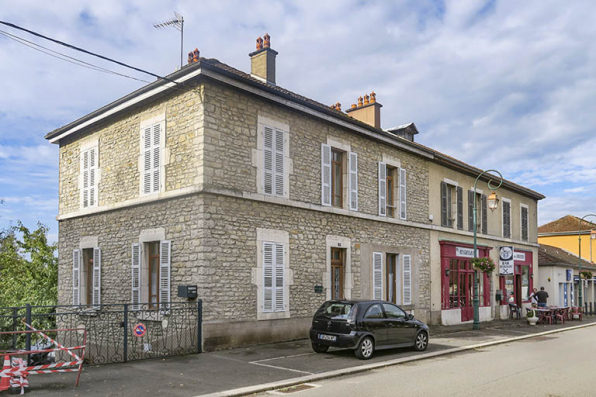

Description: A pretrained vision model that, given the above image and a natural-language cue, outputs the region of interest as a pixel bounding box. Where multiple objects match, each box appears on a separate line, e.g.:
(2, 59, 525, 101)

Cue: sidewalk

(18, 317, 596, 397)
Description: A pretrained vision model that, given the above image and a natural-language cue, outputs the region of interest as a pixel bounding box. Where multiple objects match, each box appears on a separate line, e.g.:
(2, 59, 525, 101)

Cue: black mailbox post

(178, 285, 198, 299)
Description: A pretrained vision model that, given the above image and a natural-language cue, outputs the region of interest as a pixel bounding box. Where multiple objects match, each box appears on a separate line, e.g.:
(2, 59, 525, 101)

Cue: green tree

(0, 222, 58, 308)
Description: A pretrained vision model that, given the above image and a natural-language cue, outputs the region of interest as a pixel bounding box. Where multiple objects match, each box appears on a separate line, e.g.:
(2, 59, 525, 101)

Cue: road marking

(249, 361, 314, 375)
(266, 383, 321, 395)
(250, 352, 316, 364)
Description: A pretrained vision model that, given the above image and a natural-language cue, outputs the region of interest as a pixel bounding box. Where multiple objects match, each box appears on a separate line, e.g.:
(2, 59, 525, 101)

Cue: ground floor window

(373, 252, 412, 305)
(499, 251, 533, 307)
(131, 240, 170, 310)
(72, 247, 101, 307)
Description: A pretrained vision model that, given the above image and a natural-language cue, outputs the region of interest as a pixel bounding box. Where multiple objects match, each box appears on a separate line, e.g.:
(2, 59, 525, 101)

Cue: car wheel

(311, 343, 329, 353)
(354, 336, 374, 360)
(413, 331, 429, 351)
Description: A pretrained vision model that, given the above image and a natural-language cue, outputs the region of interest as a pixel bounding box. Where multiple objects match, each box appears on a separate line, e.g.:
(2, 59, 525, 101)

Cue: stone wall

(58, 83, 204, 216)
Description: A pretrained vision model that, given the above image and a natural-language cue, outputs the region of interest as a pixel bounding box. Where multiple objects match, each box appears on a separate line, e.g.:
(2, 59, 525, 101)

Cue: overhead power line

(0, 20, 183, 87)
(0, 29, 151, 83)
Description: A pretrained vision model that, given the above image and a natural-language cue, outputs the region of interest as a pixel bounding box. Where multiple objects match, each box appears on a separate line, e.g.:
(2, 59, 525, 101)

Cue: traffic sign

(133, 323, 146, 337)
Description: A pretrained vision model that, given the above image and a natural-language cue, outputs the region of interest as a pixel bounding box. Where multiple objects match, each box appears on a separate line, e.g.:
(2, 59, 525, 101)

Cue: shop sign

(499, 246, 514, 275)
(513, 252, 526, 261)
(455, 246, 478, 258)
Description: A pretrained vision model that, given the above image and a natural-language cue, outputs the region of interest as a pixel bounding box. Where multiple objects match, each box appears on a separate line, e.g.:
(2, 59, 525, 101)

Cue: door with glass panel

(331, 248, 344, 300)
(386, 254, 400, 304)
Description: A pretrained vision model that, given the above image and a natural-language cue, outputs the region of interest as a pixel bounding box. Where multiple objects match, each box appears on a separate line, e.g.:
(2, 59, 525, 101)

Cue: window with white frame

(263, 242, 285, 313)
(80, 144, 99, 208)
(140, 117, 165, 195)
(321, 144, 358, 211)
(131, 240, 171, 310)
(379, 162, 406, 219)
(72, 248, 101, 307)
(256, 118, 290, 198)
(372, 252, 412, 305)
(502, 198, 511, 239)
(441, 180, 462, 229)
(520, 204, 529, 241)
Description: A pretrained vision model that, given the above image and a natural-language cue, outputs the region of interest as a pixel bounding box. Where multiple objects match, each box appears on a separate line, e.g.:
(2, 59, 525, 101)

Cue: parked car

(309, 300, 429, 360)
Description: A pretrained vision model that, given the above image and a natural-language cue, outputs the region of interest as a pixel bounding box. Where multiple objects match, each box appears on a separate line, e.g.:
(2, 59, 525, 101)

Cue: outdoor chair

(554, 309, 566, 324)
(571, 306, 583, 321)
(509, 303, 521, 319)
(538, 310, 552, 325)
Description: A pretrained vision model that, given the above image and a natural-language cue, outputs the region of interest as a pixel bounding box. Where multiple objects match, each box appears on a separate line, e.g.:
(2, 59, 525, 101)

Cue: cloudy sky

(1, 0, 595, 241)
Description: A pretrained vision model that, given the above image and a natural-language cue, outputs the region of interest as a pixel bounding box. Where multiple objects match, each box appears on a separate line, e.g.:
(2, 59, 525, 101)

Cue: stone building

(45, 36, 543, 349)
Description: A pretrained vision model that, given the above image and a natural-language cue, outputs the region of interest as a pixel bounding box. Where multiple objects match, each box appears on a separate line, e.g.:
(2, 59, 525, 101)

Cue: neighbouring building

(45, 35, 544, 350)
(538, 215, 596, 263)
(538, 244, 596, 311)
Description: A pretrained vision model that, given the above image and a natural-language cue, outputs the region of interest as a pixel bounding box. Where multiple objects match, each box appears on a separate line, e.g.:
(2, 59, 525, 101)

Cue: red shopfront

(441, 241, 492, 322)
(499, 250, 533, 307)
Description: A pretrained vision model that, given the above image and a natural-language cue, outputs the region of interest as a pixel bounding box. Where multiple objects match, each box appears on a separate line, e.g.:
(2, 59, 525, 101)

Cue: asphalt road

(261, 326, 596, 397)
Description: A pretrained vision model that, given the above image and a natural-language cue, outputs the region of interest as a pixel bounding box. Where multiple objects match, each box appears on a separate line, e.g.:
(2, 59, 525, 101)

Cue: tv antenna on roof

(154, 11, 184, 68)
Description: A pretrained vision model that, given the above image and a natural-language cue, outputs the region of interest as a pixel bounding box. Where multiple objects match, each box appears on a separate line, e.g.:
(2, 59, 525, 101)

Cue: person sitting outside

(535, 287, 549, 308)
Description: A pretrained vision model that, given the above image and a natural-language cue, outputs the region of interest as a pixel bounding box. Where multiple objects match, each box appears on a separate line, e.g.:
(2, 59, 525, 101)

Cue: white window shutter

(131, 243, 141, 310)
(373, 252, 383, 300)
(378, 162, 387, 216)
(143, 127, 152, 194)
(274, 129, 285, 197)
(403, 255, 412, 305)
(92, 247, 101, 307)
(72, 249, 81, 306)
(152, 123, 161, 193)
(274, 243, 285, 312)
(321, 144, 331, 206)
(263, 126, 274, 195)
(263, 242, 274, 312)
(349, 152, 358, 211)
(82, 150, 89, 208)
(399, 167, 407, 220)
(160, 240, 171, 309)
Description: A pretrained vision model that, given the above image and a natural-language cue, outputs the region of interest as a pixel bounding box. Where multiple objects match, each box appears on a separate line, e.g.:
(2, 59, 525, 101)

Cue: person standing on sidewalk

(529, 288, 538, 307)
(535, 287, 549, 308)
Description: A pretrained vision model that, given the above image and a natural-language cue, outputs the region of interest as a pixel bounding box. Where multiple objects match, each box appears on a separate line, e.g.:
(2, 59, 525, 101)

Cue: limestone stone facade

(48, 55, 543, 349)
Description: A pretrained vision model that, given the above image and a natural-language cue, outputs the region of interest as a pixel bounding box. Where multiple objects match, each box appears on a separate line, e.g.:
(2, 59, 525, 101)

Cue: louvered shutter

(521, 206, 529, 241)
(274, 243, 284, 312)
(378, 162, 387, 216)
(468, 190, 475, 231)
(72, 250, 81, 306)
(263, 127, 274, 195)
(274, 129, 285, 197)
(82, 150, 89, 208)
(403, 255, 412, 305)
(152, 123, 161, 193)
(373, 252, 383, 300)
(349, 152, 358, 211)
(160, 240, 171, 309)
(321, 144, 332, 206)
(456, 186, 463, 230)
(482, 194, 488, 234)
(263, 242, 274, 312)
(399, 168, 407, 220)
(92, 247, 101, 307)
(503, 201, 511, 238)
(142, 126, 152, 194)
(89, 148, 97, 207)
(131, 243, 141, 310)
(441, 182, 448, 227)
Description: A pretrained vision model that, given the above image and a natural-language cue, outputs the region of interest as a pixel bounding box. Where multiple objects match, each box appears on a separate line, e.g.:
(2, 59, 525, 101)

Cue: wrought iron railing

(0, 301, 202, 365)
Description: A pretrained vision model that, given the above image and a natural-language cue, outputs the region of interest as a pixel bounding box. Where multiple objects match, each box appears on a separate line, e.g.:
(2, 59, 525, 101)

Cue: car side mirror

(407, 314, 414, 320)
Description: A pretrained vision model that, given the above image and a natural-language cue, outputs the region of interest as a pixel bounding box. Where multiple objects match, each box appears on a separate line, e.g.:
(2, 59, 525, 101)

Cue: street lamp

(473, 170, 503, 331)
(577, 215, 596, 310)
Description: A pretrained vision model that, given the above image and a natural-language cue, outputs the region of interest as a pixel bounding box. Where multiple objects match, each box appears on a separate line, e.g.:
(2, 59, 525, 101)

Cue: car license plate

(318, 334, 336, 341)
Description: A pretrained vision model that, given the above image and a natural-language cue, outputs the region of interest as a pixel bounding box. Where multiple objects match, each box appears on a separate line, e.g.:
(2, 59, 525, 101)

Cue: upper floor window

(263, 126, 285, 197)
(440, 180, 462, 229)
(468, 190, 487, 234)
(520, 204, 529, 241)
(379, 162, 406, 219)
(502, 198, 511, 239)
(322, 144, 358, 210)
(140, 117, 165, 195)
(80, 144, 99, 209)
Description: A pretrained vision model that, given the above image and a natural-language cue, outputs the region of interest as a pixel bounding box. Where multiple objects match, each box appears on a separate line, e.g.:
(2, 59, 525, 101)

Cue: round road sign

(133, 323, 146, 337)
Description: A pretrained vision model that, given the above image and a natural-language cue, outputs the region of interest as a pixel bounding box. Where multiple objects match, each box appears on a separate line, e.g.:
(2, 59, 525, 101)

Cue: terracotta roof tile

(538, 215, 596, 234)
(538, 244, 596, 268)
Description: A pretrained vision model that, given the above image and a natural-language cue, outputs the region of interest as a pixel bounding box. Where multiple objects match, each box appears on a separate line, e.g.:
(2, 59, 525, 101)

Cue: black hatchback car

(309, 300, 429, 359)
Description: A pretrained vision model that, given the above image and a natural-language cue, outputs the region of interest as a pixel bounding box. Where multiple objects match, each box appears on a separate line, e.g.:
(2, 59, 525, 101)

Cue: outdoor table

(534, 307, 555, 324)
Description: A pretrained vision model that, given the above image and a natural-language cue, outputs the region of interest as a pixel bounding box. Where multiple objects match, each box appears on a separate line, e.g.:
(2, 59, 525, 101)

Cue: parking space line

(250, 352, 316, 364)
(249, 361, 314, 375)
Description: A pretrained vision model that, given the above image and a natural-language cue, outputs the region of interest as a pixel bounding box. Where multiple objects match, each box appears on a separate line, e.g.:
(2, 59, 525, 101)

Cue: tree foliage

(0, 222, 58, 308)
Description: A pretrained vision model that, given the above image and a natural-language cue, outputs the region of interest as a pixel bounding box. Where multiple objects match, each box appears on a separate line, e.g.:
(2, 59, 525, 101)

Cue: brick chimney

(345, 92, 382, 129)
(249, 33, 278, 85)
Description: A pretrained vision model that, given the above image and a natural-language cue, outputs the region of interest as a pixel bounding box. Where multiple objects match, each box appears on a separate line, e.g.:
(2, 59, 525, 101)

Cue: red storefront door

(461, 271, 474, 322)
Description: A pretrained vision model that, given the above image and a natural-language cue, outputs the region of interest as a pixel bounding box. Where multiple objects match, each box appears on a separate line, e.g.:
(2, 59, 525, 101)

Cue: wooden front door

(461, 262, 474, 322)
(331, 248, 344, 300)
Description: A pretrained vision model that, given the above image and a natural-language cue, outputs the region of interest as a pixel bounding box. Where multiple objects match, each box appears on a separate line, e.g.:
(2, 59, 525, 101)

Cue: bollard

(590, 302, 593, 316)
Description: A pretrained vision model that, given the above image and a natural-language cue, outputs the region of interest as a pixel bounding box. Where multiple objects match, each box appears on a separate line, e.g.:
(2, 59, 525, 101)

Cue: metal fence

(0, 301, 202, 365)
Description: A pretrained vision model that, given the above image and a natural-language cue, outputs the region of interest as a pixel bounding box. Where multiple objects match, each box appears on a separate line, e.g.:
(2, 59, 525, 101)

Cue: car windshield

(316, 302, 355, 319)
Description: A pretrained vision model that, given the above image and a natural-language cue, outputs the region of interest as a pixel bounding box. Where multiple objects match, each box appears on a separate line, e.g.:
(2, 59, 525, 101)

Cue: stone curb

(195, 321, 596, 397)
